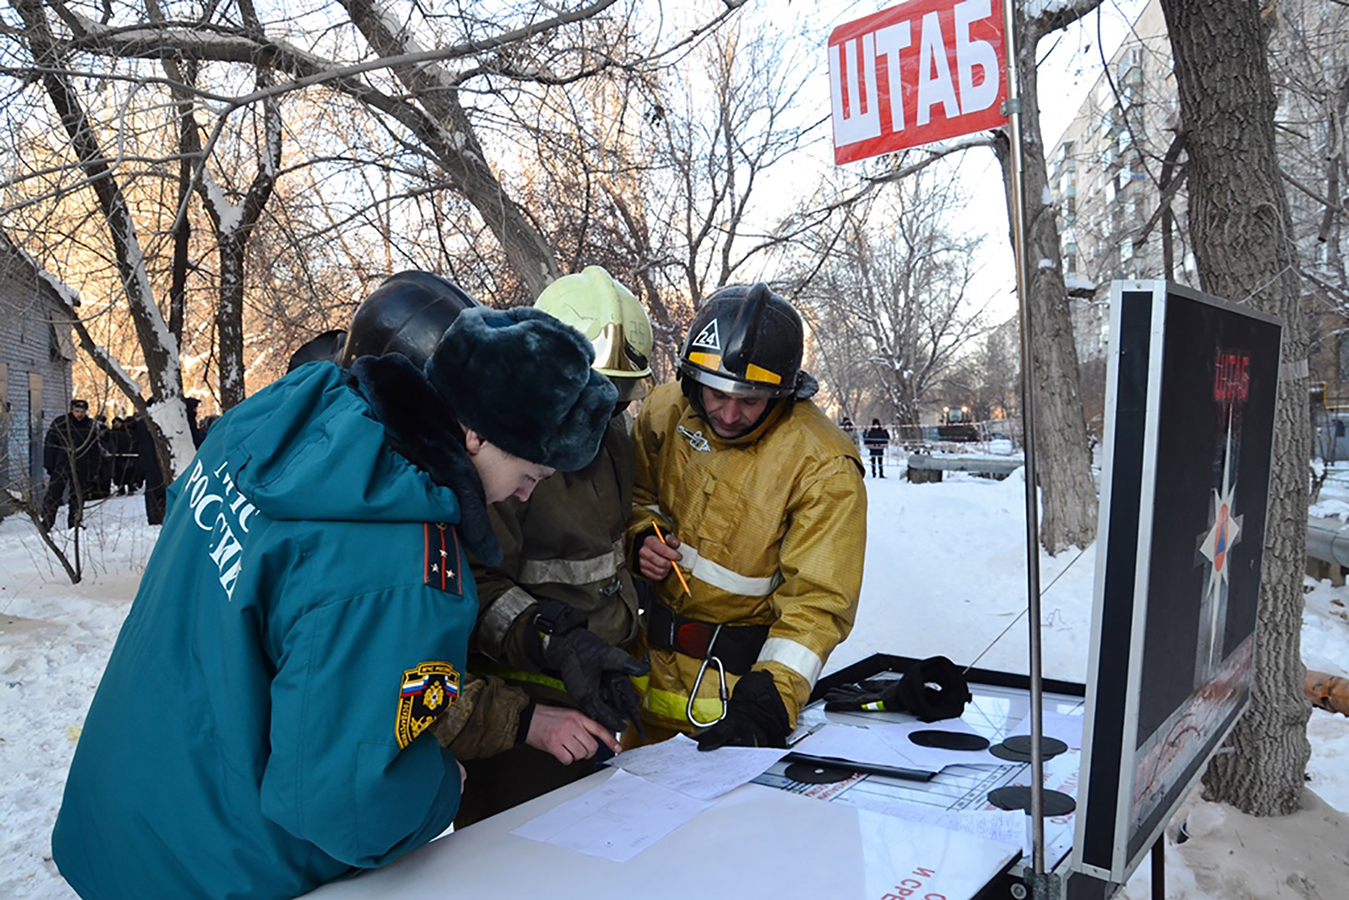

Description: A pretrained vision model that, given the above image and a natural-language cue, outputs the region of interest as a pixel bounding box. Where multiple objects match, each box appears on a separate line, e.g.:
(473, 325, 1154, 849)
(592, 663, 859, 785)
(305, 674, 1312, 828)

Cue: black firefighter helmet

(286, 329, 347, 372)
(339, 271, 480, 368)
(678, 283, 816, 400)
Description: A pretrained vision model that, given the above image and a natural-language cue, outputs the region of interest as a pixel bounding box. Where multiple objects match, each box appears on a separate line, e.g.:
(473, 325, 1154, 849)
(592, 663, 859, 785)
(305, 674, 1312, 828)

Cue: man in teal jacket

(51, 299, 616, 900)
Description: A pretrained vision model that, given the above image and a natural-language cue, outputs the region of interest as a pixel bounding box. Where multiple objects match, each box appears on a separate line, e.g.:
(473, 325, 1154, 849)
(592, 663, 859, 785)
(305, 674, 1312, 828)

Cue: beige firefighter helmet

(536, 265, 654, 403)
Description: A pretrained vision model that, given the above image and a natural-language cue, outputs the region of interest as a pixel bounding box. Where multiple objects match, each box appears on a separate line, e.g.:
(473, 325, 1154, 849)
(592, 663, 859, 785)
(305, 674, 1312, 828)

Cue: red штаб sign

(829, 0, 1008, 164)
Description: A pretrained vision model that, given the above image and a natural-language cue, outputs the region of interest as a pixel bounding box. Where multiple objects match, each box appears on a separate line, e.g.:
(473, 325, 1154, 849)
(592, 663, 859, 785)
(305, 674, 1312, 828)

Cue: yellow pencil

(651, 520, 692, 596)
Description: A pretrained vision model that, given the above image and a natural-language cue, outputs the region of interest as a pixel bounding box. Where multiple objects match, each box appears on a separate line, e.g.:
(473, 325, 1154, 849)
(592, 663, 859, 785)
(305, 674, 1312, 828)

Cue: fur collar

(350, 354, 502, 566)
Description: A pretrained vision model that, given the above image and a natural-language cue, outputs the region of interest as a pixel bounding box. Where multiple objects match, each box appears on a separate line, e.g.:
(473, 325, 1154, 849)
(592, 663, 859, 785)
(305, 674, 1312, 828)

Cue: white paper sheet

(791, 721, 927, 771)
(613, 734, 790, 800)
(510, 769, 710, 862)
(792, 718, 1001, 772)
(870, 716, 1002, 767)
(786, 704, 830, 744)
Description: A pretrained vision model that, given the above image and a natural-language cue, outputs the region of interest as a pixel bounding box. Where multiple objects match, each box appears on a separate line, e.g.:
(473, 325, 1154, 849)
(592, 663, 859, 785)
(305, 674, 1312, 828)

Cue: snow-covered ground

(2, 462, 1347, 899)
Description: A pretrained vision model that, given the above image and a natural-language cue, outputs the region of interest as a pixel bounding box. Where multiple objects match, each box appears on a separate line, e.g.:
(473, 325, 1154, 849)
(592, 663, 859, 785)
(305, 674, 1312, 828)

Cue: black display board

(1072, 281, 1281, 886)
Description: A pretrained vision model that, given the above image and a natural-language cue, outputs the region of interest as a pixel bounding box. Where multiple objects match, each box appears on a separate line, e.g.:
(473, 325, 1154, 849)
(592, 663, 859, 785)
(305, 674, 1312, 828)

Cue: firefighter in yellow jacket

(630, 283, 867, 749)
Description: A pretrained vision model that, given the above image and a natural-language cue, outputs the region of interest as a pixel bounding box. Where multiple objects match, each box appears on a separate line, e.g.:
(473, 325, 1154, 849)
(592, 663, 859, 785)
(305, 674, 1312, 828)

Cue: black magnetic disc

(987, 786, 1076, 816)
(784, 761, 855, 784)
(989, 743, 1032, 763)
(1002, 734, 1069, 759)
(908, 730, 991, 751)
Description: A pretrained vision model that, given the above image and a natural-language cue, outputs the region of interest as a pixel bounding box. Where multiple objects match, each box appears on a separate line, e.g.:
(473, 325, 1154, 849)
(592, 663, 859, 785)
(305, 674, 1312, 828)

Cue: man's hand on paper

(526, 705, 621, 764)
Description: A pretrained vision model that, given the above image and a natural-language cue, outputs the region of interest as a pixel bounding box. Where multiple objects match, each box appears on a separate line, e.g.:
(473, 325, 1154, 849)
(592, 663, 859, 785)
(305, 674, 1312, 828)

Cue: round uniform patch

(395, 661, 461, 749)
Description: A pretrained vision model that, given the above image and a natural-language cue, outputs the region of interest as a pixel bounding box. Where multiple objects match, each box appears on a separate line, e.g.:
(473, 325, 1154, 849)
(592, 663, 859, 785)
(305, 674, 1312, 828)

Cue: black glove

(534, 601, 649, 733)
(694, 670, 791, 751)
(822, 655, 971, 722)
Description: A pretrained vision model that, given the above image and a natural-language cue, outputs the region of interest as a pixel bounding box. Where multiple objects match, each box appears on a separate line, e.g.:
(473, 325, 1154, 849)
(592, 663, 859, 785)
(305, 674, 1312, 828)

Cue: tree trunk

(217, 238, 248, 410)
(11, 0, 197, 477)
(210, 0, 279, 411)
(1161, 0, 1311, 816)
(994, 10, 1099, 553)
(339, 0, 561, 298)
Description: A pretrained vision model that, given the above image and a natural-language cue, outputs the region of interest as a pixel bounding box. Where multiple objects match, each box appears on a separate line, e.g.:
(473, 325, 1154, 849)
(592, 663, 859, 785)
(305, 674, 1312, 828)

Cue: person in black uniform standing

(862, 418, 890, 478)
(40, 399, 100, 530)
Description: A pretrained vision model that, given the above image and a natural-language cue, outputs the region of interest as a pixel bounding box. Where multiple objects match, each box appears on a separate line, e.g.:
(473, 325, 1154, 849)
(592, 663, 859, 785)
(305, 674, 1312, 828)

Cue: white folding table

(301, 766, 1021, 900)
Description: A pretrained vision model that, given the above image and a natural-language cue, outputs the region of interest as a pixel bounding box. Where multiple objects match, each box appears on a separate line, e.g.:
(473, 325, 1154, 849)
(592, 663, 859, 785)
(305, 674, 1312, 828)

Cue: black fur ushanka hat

(425, 306, 617, 471)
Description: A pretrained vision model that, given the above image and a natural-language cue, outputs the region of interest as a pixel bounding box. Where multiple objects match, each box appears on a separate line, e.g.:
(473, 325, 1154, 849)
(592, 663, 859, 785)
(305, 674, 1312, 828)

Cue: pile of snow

(1, 497, 157, 899)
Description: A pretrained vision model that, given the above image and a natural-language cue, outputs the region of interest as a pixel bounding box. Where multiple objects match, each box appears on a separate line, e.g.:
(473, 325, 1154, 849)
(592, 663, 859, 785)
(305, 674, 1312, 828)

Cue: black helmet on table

(678, 283, 816, 400)
(340, 271, 480, 368)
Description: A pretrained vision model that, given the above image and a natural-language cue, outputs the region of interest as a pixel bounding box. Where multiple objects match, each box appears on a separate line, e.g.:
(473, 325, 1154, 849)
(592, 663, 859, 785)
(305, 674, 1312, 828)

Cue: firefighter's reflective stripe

(472, 660, 567, 694)
(641, 681, 726, 726)
(677, 542, 783, 597)
(636, 640, 822, 728)
(518, 539, 624, 587)
(476, 585, 536, 658)
(757, 637, 824, 686)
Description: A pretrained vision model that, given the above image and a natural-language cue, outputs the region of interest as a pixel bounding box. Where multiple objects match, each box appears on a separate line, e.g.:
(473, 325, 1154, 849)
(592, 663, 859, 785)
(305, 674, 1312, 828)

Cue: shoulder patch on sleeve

(395, 661, 461, 749)
(424, 523, 464, 595)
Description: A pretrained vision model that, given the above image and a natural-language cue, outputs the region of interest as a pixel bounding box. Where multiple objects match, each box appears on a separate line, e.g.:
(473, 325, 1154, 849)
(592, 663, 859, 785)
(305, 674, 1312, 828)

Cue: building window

(1119, 47, 1143, 84)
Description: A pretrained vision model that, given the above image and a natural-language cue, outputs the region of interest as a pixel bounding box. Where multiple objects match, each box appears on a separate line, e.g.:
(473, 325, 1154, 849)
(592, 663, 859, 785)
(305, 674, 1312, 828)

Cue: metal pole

(1151, 836, 1165, 900)
(1000, 0, 1048, 883)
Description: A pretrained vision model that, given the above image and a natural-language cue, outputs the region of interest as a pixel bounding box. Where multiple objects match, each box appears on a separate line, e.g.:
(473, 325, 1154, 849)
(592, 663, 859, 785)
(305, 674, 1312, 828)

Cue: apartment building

(1047, 0, 1348, 406)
